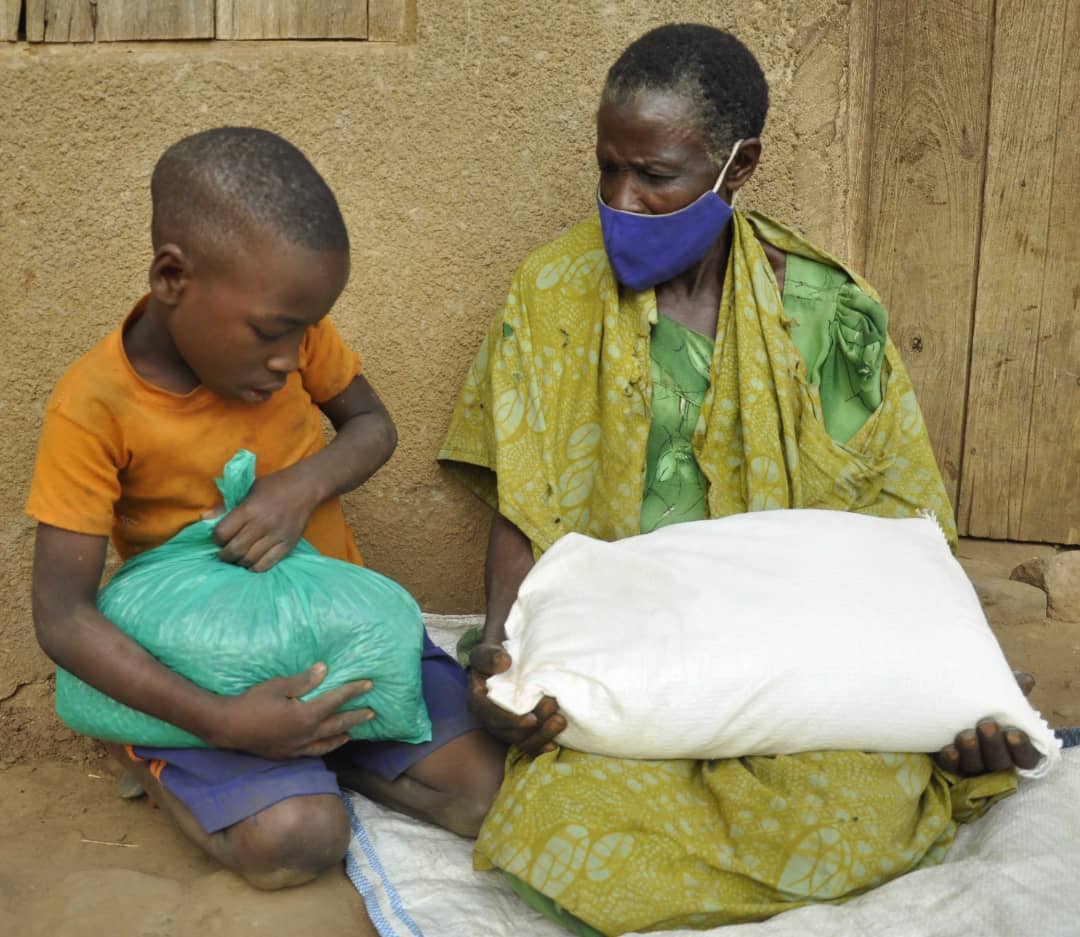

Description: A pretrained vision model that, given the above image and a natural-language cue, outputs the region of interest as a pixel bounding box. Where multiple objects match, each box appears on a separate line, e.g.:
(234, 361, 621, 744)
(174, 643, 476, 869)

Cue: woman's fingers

(935, 744, 961, 773)
(467, 671, 538, 742)
(939, 722, 1043, 776)
(956, 729, 985, 775)
(518, 723, 563, 755)
(518, 697, 565, 756)
(976, 720, 1013, 773)
(1004, 728, 1042, 770)
(532, 696, 560, 724)
(466, 666, 564, 754)
(469, 643, 512, 678)
(466, 648, 535, 746)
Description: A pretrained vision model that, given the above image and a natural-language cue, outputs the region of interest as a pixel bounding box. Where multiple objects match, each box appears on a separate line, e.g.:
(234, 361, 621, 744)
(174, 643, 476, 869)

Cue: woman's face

(596, 92, 722, 215)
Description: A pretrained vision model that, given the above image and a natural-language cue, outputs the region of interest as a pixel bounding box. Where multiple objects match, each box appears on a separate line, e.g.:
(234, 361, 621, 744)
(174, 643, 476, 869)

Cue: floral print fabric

(439, 211, 994, 934)
(438, 210, 957, 553)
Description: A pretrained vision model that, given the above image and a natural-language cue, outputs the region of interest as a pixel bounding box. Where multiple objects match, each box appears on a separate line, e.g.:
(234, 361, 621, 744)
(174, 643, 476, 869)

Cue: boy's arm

(33, 523, 374, 758)
(212, 374, 396, 572)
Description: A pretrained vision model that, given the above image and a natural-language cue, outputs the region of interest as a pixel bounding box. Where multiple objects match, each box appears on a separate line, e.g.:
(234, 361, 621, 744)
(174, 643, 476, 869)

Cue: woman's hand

(469, 643, 565, 756)
(206, 469, 319, 573)
(933, 671, 1042, 775)
(211, 662, 375, 759)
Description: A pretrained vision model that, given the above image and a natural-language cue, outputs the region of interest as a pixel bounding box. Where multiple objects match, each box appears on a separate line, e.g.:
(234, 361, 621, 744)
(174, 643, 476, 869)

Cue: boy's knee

(232, 794, 350, 889)
(442, 790, 495, 838)
(439, 766, 503, 838)
(444, 736, 505, 837)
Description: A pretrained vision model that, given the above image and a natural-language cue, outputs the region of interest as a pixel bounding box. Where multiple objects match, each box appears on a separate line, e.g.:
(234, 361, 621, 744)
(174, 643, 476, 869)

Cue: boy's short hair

(151, 127, 349, 264)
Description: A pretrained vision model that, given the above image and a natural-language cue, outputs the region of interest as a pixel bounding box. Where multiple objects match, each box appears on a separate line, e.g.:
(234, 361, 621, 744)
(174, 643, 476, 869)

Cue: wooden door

(852, 0, 1080, 543)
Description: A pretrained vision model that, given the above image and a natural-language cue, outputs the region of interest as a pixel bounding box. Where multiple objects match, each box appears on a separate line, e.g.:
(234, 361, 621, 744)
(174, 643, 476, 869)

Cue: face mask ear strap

(711, 139, 745, 198)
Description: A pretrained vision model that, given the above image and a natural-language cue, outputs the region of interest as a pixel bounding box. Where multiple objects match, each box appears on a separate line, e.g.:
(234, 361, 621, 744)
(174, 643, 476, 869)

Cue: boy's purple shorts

(130, 633, 482, 833)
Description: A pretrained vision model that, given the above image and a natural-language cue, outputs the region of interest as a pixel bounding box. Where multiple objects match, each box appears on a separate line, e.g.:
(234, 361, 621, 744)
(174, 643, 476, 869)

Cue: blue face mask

(597, 141, 743, 292)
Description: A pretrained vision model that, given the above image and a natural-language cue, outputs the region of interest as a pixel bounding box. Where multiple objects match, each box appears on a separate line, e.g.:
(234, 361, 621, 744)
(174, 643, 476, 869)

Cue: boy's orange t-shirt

(26, 295, 364, 563)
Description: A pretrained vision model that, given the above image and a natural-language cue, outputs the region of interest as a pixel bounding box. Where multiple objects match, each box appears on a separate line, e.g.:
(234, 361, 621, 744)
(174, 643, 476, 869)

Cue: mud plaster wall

(0, 0, 852, 763)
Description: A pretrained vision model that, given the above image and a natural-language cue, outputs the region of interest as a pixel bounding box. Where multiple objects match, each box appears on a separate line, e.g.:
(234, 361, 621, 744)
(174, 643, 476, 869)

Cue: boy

(27, 128, 505, 890)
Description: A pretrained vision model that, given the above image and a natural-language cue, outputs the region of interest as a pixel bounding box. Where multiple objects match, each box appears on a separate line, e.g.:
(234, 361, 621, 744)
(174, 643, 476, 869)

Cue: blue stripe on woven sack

(341, 793, 424, 937)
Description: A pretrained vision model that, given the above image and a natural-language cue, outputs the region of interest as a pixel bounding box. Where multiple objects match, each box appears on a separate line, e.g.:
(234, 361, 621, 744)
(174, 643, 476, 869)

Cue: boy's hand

(214, 662, 374, 759)
(468, 643, 565, 756)
(206, 469, 319, 572)
(204, 376, 396, 573)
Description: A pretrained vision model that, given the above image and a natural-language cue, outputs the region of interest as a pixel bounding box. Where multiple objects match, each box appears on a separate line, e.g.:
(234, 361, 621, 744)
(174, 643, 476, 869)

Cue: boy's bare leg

(105, 744, 350, 890)
(333, 729, 506, 838)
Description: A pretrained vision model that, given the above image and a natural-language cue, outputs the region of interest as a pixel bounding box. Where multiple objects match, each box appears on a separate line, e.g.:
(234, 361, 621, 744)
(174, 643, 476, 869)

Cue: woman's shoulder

(515, 215, 606, 284)
(745, 210, 879, 302)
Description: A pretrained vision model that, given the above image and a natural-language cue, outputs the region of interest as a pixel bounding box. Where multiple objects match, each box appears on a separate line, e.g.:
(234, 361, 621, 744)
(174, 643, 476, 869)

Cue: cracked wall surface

(0, 1, 852, 762)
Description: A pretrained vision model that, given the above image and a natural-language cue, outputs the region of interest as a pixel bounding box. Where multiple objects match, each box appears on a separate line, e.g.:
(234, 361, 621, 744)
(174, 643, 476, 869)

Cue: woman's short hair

(602, 24, 769, 161)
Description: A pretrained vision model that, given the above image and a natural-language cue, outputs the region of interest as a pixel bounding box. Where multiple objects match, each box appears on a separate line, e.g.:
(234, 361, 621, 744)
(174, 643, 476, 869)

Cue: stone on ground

(958, 554, 1048, 625)
(1011, 550, 1080, 622)
(970, 574, 1048, 626)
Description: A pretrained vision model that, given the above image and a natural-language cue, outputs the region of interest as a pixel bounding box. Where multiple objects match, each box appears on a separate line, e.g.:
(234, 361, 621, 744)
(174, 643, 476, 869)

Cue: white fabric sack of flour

(485, 509, 1061, 775)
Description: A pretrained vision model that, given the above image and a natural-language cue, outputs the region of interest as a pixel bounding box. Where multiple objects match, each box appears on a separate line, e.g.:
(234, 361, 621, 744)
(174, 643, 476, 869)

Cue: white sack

(485, 510, 1060, 773)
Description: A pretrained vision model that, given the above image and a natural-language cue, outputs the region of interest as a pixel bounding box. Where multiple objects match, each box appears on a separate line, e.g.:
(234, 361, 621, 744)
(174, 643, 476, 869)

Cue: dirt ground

(0, 757, 378, 937)
(2, 539, 1077, 937)
(955, 539, 1080, 730)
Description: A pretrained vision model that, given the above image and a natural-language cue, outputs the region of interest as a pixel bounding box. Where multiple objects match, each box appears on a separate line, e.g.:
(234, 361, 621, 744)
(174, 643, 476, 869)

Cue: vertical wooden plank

(26, 0, 94, 42)
(368, 0, 406, 42)
(845, 0, 878, 274)
(852, 0, 994, 507)
(959, 0, 1068, 539)
(1015, 0, 1080, 542)
(95, 1, 213, 41)
(0, 0, 21, 41)
(216, 1, 367, 40)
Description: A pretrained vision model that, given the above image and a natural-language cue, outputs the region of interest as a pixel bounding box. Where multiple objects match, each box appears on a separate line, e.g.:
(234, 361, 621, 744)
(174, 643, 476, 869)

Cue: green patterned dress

(639, 314, 714, 532)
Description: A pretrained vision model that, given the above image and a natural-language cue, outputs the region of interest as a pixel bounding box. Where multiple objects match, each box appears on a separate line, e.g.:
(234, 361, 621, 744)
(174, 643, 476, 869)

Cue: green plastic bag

(55, 450, 432, 748)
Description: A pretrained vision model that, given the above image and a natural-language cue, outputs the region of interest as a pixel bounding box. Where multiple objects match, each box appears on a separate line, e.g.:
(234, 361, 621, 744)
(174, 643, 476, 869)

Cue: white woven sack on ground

(485, 509, 1061, 775)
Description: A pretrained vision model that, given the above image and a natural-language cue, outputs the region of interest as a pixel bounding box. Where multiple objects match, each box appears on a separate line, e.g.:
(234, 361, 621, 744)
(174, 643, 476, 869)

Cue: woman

(440, 25, 1040, 935)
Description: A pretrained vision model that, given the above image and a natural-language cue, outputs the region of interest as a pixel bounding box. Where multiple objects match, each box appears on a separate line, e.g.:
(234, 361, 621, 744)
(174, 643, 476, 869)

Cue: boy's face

(167, 233, 350, 404)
